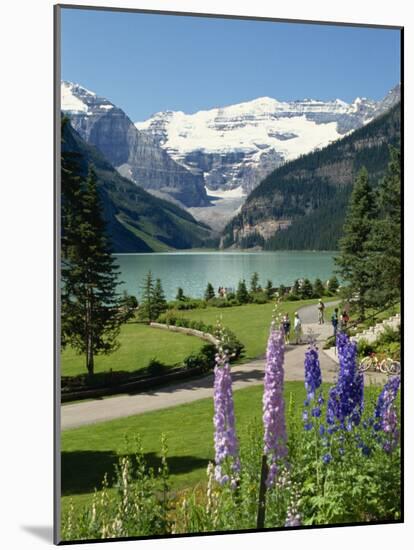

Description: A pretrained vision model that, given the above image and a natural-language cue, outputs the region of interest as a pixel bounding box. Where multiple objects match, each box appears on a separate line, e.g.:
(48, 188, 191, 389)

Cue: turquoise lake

(115, 251, 336, 300)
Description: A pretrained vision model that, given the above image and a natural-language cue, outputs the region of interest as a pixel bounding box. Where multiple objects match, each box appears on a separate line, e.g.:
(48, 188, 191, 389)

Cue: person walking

(340, 309, 349, 330)
(331, 307, 339, 338)
(317, 299, 325, 324)
(293, 312, 302, 344)
(282, 313, 291, 344)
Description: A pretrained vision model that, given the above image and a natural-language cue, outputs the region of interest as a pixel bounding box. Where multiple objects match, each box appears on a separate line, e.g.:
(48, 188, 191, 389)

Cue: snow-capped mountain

(135, 85, 400, 194)
(61, 82, 209, 207)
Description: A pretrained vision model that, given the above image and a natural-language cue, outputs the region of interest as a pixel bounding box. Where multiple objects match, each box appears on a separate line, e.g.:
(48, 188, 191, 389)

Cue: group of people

(317, 299, 350, 335)
(217, 286, 228, 298)
(279, 302, 351, 346)
(281, 312, 302, 345)
(331, 307, 350, 337)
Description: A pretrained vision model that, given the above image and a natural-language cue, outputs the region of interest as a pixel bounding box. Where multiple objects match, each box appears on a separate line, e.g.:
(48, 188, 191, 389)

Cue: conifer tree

(279, 283, 287, 297)
(204, 282, 215, 301)
(61, 164, 125, 375)
(139, 271, 155, 322)
(327, 276, 339, 294)
(176, 287, 185, 301)
(153, 278, 167, 319)
(265, 279, 273, 299)
(313, 278, 325, 298)
(335, 167, 376, 318)
(250, 272, 260, 293)
(292, 279, 301, 297)
(236, 279, 249, 304)
(301, 278, 314, 299)
(367, 147, 401, 307)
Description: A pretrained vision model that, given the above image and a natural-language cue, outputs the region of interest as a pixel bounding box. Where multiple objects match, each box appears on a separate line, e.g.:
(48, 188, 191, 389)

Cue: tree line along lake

(115, 251, 336, 300)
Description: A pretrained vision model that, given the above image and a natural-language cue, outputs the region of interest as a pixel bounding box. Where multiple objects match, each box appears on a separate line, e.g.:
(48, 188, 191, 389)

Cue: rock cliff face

(135, 85, 400, 194)
(221, 102, 401, 250)
(61, 119, 212, 252)
(61, 82, 209, 207)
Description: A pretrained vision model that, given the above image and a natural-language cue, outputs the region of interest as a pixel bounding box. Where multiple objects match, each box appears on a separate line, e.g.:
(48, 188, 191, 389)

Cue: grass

(61, 382, 305, 516)
(62, 298, 335, 378)
(61, 379, 384, 519)
(352, 303, 400, 332)
(61, 323, 205, 377)
(176, 298, 337, 361)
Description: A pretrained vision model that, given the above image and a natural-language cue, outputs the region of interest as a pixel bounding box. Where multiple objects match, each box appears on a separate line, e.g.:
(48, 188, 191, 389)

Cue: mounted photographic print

(54, 3, 403, 544)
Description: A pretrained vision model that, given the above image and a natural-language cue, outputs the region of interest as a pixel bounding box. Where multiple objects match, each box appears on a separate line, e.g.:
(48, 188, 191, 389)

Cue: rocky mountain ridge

(62, 118, 212, 252)
(221, 102, 401, 250)
(61, 82, 209, 208)
(135, 85, 400, 194)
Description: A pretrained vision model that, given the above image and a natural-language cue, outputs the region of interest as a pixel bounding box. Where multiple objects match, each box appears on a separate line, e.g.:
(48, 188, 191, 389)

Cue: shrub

(146, 359, 168, 377)
(375, 325, 400, 346)
(182, 353, 203, 371)
(356, 338, 375, 358)
(189, 320, 207, 332)
(249, 292, 268, 304)
(286, 294, 300, 302)
(152, 315, 244, 362)
(167, 299, 205, 311)
(323, 335, 336, 349)
(208, 297, 231, 308)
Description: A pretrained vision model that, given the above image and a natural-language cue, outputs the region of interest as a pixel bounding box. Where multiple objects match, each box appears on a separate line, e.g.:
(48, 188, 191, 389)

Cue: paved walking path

(61, 301, 385, 431)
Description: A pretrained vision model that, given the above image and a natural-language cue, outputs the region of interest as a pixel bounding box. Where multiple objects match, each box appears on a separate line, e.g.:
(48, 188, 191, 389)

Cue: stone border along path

(61, 300, 386, 431)
(323, 313, 401, 364)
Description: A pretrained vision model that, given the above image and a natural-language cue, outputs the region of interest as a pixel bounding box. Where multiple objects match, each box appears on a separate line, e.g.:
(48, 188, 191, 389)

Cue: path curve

(61, 300, 385, 431)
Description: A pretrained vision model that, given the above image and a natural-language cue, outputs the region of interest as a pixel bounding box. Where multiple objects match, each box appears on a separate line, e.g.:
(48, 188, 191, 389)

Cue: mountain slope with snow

(61, 82, 209, 207)
(135, 85, 400, 194)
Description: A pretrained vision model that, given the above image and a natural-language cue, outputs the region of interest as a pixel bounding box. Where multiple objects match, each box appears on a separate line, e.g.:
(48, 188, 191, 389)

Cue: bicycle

(358, 352, 400, 375)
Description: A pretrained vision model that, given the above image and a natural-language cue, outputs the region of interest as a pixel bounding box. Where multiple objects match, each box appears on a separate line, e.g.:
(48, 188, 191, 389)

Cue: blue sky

(61, 7, 401, 122)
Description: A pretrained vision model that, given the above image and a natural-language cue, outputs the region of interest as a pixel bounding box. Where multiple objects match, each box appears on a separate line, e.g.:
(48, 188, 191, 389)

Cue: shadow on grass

(61, 450, 209, 496)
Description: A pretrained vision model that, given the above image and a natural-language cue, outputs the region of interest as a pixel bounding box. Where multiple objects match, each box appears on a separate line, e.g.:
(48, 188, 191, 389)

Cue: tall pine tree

(139, 271, 155, 322)
(335, 167, 376, 318)
(366, 147, 401, 307)
(250, 272, 260, 293)
(236, 280, 249, 304)
(61, 162, 125, 375)
(204, 282, 215, 301)
(153, 278, 167, 320)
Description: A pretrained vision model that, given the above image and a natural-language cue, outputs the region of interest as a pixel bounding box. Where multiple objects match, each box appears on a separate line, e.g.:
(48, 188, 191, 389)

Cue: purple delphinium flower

(302, 342, 323, 432)
(213, 341, 240, 485)
(374, 376, 400, 453)
(322, 453, 332, 465)
(304, 343, 322, 401)
(326, 333, 364, 429)
(263, 322, 288, 487)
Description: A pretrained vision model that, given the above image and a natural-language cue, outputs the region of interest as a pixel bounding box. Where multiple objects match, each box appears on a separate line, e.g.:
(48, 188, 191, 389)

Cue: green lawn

(61, 299, 333, 377)
(61, 323, 205, 377)
(176, 298, 335, 360)
(61, 379, 384, 519)
(61, 382, 307, 516)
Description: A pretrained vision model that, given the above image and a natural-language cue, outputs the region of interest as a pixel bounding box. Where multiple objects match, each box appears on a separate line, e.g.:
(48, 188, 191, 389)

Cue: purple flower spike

(374, 376, 400, 453)
(304, 343, 322, 401)
(326, 333, 364, 429)
(302, 342, 323, 431)
(263, 322, 288, 487)
(213, 339, 240, 486)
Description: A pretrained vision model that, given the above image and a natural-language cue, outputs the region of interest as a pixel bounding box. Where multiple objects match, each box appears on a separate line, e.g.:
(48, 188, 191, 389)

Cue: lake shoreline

(113, 250, 336, 301)
(115, 249, 338, 255)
